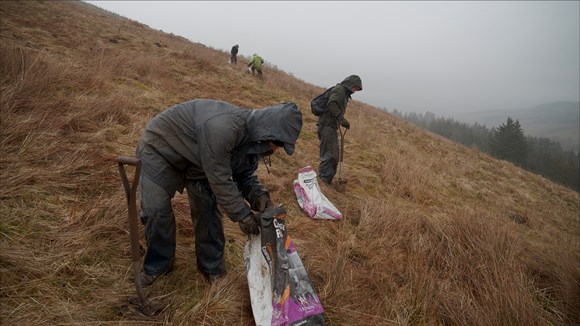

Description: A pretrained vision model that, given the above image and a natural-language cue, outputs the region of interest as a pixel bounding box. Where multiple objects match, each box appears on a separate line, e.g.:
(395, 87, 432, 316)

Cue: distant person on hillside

(248, 53, 265, 79)
(230, 44, 239, 64)
(136, 99, 303, 286)
(317, 75, 363, 187)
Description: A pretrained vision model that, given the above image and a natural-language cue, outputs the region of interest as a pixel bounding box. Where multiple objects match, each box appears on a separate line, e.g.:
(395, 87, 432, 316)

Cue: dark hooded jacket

(317, 75, 362, 127)
(137, 99, 302, 221)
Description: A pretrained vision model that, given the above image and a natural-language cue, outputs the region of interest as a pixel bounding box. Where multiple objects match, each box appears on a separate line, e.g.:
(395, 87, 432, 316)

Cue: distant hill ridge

(453, 101, 580, 152)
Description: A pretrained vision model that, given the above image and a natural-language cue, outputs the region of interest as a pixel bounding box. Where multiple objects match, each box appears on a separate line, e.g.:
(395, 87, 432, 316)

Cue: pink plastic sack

(293, 166, 342, 220)
(244, 205, 325, 326)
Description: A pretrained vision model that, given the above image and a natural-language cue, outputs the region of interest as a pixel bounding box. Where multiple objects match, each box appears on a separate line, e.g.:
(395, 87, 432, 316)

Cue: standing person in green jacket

(248, 53, 265, 79)
(317, 75, 363, 187)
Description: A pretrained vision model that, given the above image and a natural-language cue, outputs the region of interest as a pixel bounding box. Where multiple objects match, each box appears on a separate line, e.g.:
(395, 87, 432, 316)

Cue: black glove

(239, 213, 260, 235)
(255, 194, 273, 212)
(341, 119, 350, 129)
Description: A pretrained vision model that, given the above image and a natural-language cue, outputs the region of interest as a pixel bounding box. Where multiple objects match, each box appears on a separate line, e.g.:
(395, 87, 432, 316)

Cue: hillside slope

(1, 1, 579, 325)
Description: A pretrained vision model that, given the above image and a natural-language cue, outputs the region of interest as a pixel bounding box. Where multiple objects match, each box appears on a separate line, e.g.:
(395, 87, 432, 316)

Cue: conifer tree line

(391, 110, 580, 192)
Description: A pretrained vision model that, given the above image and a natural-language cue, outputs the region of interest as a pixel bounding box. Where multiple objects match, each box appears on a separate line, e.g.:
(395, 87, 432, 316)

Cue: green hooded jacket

(317, 75, 363, 127)
(249, 54, 264, 70)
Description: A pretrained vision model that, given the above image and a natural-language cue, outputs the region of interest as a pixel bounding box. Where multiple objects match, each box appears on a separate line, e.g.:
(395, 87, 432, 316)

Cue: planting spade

(117, 156, 165, 316)
(336, 127, 348, 193)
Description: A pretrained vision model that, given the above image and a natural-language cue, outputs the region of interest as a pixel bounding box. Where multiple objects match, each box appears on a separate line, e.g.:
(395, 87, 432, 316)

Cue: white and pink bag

(244, 205, 325, 326)
(292, 166, 342, 220)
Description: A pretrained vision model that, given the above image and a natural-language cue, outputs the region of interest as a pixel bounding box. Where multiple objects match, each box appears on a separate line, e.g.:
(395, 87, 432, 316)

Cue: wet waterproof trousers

(317, 124, 339, 183)
(139, 171, 226, 277)
(251, 67, 263, 79)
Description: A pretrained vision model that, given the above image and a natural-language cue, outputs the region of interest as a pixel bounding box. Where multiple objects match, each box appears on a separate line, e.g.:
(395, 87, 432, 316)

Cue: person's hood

(340, 75, 363, 92)
(245, 102, 303, 155)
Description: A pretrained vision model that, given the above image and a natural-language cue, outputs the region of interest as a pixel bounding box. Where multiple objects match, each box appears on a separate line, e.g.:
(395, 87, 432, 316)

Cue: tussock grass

(1, 1, 578, 325)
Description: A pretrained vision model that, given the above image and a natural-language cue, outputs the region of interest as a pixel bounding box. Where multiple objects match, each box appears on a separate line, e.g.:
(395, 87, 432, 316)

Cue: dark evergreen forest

(392, 110, 580, 192)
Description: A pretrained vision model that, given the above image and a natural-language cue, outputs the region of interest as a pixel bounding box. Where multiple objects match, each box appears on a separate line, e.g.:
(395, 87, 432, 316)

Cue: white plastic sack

(293, 166, 342, 220)
(245, 234, 273, 325)
(244, 205, 325, 326)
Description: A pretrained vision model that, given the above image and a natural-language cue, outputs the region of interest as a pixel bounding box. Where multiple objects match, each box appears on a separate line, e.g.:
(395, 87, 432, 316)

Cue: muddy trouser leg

(185, 179, 226, 276)
(318, 124, 339, 183)
(139, 173, 176, 276)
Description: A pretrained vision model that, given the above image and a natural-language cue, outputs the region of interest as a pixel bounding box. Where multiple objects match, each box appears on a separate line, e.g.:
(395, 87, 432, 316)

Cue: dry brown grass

(1, 1, 579, 325)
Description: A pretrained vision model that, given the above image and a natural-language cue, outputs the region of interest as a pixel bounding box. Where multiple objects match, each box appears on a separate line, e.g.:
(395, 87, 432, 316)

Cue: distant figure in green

(317, 75, 363, 187)
(248, 53, 265, 79)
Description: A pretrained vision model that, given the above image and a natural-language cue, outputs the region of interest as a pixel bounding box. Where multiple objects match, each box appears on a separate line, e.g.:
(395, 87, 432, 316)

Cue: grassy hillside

(1, 1, 579, 325)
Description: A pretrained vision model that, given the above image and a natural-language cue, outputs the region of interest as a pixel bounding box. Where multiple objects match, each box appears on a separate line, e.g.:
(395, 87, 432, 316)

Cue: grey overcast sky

(86, 1, 579, 114)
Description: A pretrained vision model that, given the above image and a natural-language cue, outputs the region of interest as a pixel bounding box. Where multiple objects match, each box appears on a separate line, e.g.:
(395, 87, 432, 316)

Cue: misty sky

(86, 1, 579, 114)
